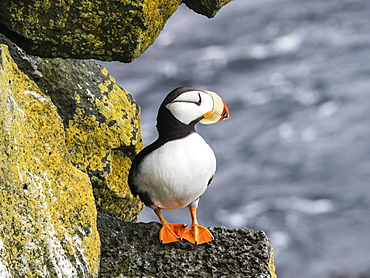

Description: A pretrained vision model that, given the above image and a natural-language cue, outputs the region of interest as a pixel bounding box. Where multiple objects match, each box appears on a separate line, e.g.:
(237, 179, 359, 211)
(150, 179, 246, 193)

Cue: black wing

(128, 139, 163, 200)
(207, 175, 214, 186)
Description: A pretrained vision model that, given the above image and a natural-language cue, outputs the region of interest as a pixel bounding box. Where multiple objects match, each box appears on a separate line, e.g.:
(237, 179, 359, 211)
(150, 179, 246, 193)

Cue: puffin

(128, 86, 229, 245)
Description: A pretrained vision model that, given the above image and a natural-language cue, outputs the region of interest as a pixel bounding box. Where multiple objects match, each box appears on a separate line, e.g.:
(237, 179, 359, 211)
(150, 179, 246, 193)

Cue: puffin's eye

(196, 92, 202, 106)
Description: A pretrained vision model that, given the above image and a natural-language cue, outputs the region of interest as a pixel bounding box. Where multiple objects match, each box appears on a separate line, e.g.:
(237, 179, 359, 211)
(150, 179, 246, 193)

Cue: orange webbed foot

(159, 222, 187, 244)
(182, 223, 214, 245)
(155, 209, 187, 244)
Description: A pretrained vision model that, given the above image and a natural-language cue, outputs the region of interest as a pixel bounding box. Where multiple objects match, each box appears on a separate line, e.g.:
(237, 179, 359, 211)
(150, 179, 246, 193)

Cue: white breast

(136, 133, 216, 209)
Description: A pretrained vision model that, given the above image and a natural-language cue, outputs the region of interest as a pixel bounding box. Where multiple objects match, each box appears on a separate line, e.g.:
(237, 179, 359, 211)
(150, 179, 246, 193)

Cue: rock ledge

(98, 213, 277, 278)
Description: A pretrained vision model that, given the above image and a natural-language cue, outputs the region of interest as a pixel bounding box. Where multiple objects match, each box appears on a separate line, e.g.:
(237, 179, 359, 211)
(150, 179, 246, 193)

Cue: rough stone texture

(0, 44, 100, 277)
(98, 213, 277, 278)
(0, 33, 143, 222)
(183, 0, 233, 18)
(0, 0, 182, 62)
(0, 0, 233, 62)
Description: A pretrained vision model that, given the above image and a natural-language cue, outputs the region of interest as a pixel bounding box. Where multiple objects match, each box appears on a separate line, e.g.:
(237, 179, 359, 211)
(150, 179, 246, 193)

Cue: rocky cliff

(0, 1, 276, 277)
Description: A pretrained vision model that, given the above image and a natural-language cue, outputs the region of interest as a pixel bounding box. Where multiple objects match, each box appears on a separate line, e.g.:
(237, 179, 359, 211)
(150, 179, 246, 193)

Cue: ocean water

(99, 0, 370, 277)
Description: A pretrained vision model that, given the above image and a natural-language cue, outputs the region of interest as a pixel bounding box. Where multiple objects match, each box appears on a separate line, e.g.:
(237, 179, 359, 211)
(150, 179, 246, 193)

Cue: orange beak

(199, 91, 230, 124)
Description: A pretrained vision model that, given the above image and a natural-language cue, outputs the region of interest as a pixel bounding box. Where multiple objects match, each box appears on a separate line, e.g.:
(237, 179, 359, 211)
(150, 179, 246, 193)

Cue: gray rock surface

(183, 0, 233, 18)
(98, 213, 277, 277)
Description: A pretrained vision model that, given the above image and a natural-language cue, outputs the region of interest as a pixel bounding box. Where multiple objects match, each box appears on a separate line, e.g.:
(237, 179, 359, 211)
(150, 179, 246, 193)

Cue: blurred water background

(99, 0, 370, 277)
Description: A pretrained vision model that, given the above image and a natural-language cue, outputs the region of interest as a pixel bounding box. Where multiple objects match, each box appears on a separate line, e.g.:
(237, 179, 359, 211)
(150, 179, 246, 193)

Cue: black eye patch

(196, 92, 202, 106)
(172, 92, 203, 106)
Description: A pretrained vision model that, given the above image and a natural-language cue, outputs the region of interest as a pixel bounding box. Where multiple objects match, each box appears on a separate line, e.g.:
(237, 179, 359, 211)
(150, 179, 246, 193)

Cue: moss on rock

(0, 33, 143, 222)
(0, 43, 100, 277)
(0, 0, 182, 62)
(63, 66, 144, 221)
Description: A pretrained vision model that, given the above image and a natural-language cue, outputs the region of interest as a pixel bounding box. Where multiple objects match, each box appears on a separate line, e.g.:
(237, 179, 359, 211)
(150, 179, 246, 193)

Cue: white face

(165, 90, 214, 125)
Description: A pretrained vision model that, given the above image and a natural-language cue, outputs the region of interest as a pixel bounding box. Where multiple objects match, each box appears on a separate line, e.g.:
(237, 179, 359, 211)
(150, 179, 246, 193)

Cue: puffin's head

(163, 87, 230, 126)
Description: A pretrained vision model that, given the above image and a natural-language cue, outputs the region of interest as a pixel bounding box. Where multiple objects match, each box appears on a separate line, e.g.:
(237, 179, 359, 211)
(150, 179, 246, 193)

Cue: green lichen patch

(0, 44, 100, 277)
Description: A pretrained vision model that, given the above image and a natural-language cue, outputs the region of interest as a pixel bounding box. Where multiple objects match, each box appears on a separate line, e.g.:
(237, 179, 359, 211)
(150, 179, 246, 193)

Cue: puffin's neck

(156, 106, 196, 142)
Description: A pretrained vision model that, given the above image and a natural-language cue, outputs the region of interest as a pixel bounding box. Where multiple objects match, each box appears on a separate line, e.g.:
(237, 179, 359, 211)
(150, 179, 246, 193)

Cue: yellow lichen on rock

(0, 0, 183, 62)
(0, 44, 100, 277)
(65, 65, 143, 221)
(133, 0, 182, 56)
(0, 35, 143, 223)
(268, 240, 278, 278)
